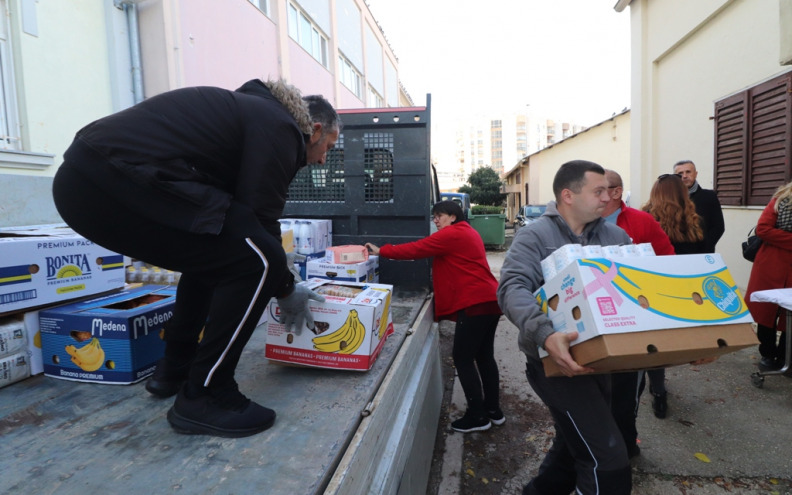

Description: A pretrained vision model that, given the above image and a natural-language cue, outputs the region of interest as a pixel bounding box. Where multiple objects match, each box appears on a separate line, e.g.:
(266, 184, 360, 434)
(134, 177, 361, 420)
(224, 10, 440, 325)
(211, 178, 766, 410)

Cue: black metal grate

(363, 132, 394, 203)
(287, 134, 346, 203)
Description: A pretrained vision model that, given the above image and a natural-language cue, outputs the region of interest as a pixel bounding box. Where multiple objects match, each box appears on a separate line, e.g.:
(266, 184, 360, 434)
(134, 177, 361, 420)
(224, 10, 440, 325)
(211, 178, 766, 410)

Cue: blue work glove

(277, 284, 325, 335)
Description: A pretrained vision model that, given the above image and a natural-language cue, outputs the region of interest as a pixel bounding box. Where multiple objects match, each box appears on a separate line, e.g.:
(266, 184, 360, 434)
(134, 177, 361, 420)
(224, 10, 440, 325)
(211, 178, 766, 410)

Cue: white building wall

(625, 0, 790, 290)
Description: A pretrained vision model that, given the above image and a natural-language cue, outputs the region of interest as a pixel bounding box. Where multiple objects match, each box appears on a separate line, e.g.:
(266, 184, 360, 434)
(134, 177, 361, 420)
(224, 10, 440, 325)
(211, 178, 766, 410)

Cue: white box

(0, 351, 30, 389)
(0, 313, 45, 375)
(306, 257, 379, 283)
(535, 254, 757, 376)
(0, 317, 27, 358)
(0, 224, 126, 315)
(265, 279, 393, 370)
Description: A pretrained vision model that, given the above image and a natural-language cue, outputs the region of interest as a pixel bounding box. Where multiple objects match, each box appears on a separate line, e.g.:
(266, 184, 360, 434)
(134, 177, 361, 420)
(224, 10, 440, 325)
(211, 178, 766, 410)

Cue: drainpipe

(114, 0, 144, 103)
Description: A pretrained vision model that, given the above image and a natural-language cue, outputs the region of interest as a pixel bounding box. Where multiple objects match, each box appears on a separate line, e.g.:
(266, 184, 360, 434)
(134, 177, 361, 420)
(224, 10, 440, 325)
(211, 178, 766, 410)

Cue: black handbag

(741, 227, 762, 262)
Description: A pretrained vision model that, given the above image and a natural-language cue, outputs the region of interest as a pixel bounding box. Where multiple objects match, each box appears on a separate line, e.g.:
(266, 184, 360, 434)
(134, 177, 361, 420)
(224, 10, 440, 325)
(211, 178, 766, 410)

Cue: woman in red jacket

(366, 200, 503, 433)
(745, 181, 792, 371)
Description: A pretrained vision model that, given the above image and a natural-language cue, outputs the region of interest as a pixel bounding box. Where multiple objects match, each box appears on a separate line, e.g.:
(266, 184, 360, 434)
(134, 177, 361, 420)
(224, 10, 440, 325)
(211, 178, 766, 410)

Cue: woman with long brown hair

(643, 173, 707, 254)
(639, 173, 707, 419)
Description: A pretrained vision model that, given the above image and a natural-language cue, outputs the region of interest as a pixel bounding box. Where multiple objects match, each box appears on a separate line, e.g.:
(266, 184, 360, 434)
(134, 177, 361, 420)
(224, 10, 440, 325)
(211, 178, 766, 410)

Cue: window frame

(339, 54, 362, 98)
(287, 2, 328, 67)
(248, 0, 270, 16)
(0, 2, 20, 152)
(714, 71, 792, 206)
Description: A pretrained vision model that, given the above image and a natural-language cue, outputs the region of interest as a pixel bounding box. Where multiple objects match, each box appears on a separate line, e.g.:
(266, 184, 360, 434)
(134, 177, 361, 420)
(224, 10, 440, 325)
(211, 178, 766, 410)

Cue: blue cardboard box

(39, 285, 176, 384)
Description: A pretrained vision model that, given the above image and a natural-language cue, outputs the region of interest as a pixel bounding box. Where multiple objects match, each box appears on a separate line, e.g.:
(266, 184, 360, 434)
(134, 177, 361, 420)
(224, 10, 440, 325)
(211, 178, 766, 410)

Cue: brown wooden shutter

(714, 92, 747, 206)
(746, 72, 792, 205)
(714, 71, 792, 206)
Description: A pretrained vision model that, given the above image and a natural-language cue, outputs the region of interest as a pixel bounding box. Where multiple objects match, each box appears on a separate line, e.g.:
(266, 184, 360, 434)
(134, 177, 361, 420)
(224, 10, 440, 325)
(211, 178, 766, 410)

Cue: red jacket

(745, 198, 792, 329)
(379, 221, 500, 319)
(616, 201, 675, 256)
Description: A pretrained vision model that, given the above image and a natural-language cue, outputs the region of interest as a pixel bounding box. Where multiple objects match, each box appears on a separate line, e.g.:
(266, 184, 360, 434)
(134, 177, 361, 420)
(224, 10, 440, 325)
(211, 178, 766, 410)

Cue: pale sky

(366, 0, 632, 163)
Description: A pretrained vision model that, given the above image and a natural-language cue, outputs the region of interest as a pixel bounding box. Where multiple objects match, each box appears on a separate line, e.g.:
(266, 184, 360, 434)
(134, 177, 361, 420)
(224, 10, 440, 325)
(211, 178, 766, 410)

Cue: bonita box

(0, 224, 126, 315)
(265, 279, 393, 370)
(39, 285, 176, 384)
(535, 254, 756, 376)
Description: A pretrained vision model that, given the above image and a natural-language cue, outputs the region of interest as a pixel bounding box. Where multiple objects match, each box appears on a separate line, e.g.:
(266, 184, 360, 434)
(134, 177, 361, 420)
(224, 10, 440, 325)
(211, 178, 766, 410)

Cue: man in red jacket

(601, 170, 676, 457)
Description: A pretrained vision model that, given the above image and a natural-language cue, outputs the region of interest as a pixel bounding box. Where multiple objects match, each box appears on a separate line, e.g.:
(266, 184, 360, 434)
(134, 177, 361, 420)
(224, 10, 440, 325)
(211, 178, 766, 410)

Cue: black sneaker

(167, 385, 276, 438)
(146, 357, 191, 398)
(651, 392, 668, 419)
(759, 356, 782, 372)
(487, 408, 506, 426)
(627, 443, 641, 459)
(451, 411, 491, 433)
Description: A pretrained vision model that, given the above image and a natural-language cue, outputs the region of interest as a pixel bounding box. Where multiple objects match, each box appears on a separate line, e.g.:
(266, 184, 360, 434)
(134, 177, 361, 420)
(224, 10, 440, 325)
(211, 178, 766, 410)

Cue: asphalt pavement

(436, 229, 792, 494)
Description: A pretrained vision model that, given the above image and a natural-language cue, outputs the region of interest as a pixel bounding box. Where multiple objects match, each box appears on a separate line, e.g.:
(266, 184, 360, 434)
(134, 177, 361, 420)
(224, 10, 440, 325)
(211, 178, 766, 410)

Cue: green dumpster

(468, 213, 506, 248)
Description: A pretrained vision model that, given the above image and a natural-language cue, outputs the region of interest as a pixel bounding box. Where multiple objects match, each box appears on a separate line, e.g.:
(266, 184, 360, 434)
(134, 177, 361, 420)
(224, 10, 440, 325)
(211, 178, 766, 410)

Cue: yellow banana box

(265, 279, 394, 371)
(0, 224, 126, 316)
(535, 254, 757, 376)
(39, 285, 176, 384)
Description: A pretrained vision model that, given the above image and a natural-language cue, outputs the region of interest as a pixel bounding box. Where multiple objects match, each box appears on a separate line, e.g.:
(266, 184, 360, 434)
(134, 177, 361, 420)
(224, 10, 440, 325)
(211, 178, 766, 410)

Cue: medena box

(39, 285, 176, 384)
(265, 278, 394, 370)
(535, 254, 756, 377)
(0, 224, 126, 315)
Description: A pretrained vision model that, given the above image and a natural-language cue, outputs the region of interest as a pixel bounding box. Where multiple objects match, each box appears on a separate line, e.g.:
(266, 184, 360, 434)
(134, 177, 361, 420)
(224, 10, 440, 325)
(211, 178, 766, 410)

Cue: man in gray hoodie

(498, 160, 632, 495)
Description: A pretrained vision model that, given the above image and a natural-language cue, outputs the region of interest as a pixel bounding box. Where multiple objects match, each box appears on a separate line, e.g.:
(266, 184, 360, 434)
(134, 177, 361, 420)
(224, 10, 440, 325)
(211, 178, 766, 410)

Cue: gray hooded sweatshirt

(498, 201, 631, 361)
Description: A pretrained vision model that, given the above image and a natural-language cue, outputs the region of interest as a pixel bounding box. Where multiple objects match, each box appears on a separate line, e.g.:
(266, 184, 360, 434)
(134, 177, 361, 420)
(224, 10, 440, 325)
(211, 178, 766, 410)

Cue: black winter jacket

(65, 79, 307, 238)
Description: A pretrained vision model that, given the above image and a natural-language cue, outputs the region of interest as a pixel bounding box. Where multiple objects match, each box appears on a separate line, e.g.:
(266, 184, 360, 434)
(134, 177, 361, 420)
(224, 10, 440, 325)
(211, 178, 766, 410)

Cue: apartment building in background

(0, 0, 409, 227)
(501, 109, 630, 222)
(447, 110, 586, 191)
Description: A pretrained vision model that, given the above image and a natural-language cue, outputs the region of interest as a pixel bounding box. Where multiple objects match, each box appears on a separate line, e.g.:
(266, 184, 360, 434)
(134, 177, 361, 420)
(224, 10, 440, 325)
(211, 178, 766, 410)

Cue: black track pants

(53, 162, 288, 392)
(524, 359, 631, 495)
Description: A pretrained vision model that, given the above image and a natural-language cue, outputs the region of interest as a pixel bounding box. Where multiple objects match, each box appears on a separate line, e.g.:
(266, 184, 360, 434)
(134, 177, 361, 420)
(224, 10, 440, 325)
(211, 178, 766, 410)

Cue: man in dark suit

(673, 160, 725, 253)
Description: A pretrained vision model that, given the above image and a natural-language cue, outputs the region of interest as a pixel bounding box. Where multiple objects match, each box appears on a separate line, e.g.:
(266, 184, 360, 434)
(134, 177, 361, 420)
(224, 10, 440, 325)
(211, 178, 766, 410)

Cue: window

(248, 0, 269, 16)
(339, 55, 362, 97)
(0, 3, 19, 152)
(714, 71, 792, 206)
(367, 86, 383, 108)
(287, 3, 328, 67)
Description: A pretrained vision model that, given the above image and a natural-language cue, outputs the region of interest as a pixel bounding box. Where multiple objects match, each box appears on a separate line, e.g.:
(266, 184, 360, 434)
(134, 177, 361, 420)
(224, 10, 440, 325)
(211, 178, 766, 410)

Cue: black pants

(53, 163, 288, 392)
(757, 324, 787, 361)
(452, 312, 501, 412)
(611, 367, 666, 448)
(524, 359, 631, 495)
(611, 371, 644, 448)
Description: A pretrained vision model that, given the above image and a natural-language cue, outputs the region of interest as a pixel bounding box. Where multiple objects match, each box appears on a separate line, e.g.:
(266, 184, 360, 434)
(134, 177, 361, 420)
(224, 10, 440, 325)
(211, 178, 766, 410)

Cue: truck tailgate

(1, 288, 437, 494)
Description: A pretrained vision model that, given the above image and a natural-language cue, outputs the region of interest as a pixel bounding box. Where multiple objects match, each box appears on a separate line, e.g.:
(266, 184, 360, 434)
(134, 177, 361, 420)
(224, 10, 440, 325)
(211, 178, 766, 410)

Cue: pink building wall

(286, 42, 337, 101)
(178, 0, 280, 90)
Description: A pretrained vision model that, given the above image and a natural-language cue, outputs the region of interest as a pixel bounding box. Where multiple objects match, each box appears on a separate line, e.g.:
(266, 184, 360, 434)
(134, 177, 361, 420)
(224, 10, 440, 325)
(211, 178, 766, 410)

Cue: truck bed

(1, 288, 440, 495)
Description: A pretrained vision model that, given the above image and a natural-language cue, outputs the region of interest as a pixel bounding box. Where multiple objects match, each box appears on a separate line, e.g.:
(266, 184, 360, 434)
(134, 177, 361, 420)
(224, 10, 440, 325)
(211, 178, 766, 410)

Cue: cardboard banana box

(39, 285, 176, 384)
(265, 279, 394, 371)
(0, 224, 126, 316)
(535, 254, 756, 377)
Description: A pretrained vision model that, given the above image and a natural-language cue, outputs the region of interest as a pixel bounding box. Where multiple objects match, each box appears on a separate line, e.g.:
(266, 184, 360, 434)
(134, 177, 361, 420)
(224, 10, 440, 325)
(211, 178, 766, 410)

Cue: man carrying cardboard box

(52, 79, 337, 438)
(498, 160, 632, 495)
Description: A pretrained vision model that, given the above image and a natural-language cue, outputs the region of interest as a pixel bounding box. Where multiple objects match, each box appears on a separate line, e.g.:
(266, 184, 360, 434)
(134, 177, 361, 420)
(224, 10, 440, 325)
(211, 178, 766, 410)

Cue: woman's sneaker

(487, 408, 506, 426)
(451, 410, 491, 433)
